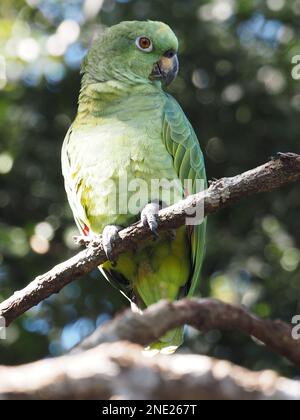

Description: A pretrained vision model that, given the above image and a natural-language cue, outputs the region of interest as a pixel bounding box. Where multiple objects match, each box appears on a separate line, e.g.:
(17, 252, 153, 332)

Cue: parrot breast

(68, 92, 183, 233)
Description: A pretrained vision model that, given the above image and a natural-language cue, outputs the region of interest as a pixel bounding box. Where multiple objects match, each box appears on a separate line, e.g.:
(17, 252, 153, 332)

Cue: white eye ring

(135, 36, 153, 52)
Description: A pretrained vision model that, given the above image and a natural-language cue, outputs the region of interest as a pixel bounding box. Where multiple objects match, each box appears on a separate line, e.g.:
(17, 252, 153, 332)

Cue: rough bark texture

(0, 342, 299, 400)
(74, 298, 300, 367)
(0, 153, 300, 326)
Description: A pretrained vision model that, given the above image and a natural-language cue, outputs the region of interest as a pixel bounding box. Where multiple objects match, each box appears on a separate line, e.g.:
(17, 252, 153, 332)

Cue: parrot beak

(150, 51, 179, 85)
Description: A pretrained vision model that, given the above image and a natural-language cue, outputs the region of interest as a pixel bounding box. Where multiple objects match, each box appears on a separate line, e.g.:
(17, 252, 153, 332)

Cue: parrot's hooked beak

(150, 50, 179, 85)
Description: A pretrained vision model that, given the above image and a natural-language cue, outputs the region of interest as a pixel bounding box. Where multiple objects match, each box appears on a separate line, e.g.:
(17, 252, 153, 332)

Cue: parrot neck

(76, 80, 163, 123)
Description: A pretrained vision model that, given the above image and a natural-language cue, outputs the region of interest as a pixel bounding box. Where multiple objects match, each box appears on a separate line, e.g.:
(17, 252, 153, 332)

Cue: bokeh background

(0, 0, 300, 377)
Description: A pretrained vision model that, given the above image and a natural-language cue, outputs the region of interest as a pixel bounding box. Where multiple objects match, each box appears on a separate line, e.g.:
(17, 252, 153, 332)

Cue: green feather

(163, 95, 207, 298)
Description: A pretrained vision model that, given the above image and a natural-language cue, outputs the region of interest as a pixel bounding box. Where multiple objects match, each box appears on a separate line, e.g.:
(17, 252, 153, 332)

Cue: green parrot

(62, 21, 206, 354)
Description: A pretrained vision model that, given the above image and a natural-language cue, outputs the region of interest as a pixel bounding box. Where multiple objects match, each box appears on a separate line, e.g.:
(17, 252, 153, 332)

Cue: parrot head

(81, 20, 179, 86)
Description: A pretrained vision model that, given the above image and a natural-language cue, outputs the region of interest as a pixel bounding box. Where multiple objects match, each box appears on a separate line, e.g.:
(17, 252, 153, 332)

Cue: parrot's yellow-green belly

(68, 101, 191, 311)
(103, 226, 190, 305)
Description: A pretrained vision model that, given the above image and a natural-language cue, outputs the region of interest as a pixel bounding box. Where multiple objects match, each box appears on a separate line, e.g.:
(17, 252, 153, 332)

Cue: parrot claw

(102, 225, 123, 264)
(141, 202, 160, 238)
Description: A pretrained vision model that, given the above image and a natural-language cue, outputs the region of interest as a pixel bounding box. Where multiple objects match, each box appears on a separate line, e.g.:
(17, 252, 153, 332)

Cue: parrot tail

(144, 327, 184, 356)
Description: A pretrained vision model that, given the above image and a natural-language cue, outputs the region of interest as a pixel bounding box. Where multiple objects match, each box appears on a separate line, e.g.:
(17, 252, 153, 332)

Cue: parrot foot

(141, 202, 160, 238)
(102, 225, 123, 264)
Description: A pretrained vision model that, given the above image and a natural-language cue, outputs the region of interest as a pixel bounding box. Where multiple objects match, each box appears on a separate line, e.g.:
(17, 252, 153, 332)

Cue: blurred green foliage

(0, 0, 300, 377)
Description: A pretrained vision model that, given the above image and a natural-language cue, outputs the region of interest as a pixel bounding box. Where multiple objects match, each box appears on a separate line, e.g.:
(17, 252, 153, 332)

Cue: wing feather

(162, 95, 206, 297)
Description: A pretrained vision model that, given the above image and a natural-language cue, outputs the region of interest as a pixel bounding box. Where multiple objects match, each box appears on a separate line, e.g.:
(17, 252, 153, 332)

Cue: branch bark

(0, 153, 300, 326)
(0, 341, 299, 400)
(74, 298, 300, 367)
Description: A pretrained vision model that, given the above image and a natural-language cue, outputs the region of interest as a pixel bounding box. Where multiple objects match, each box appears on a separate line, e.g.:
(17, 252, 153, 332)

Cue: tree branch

(0, 341, 299, 400)
(1, 153, 300, 326)
(73, 298, 300, 367)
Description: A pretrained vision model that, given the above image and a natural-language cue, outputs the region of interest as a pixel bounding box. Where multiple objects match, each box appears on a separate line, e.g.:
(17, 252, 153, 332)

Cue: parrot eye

(136, 36, 153, 52)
